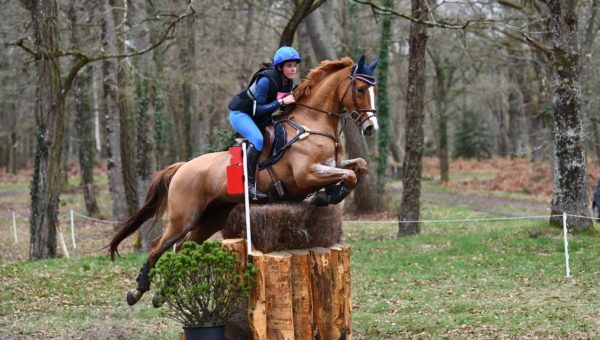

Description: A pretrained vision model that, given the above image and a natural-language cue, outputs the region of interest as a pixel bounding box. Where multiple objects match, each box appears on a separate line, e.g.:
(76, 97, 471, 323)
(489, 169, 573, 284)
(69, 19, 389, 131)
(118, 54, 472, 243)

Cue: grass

(1, 202, 598, 339)
(0, 253, 180, 339)
(1, 166, 599, 338)
(347, 205, 600, 339)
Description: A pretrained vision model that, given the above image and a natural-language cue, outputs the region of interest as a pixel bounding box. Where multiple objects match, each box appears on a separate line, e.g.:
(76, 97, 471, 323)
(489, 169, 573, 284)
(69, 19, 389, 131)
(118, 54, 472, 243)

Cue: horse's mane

(294, 57, 353, 102)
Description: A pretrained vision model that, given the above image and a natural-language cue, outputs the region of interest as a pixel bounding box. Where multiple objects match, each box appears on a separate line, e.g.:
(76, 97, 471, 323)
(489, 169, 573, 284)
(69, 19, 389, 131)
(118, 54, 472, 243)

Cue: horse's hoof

(310, 191, 329, 206)
(127, 289, 143, 306)
(151, 294, 163, 308)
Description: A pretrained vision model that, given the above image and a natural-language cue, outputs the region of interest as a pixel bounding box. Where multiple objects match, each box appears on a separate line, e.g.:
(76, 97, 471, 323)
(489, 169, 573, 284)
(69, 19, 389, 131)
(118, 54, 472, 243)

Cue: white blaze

(368, 86, 379, 130)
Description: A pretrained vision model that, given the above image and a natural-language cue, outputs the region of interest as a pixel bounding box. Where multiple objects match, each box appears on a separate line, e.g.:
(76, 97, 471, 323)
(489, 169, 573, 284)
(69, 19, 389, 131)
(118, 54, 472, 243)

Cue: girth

(259, 117, 340, 200)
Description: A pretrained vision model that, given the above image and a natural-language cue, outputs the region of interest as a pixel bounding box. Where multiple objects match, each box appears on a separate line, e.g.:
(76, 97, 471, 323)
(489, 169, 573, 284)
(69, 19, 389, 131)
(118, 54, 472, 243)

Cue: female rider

(228, 46, 301, 199)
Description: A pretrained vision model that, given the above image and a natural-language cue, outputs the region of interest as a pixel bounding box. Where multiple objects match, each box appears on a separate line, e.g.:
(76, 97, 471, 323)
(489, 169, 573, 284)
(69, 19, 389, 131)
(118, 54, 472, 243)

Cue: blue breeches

(229, 110, 263, 151)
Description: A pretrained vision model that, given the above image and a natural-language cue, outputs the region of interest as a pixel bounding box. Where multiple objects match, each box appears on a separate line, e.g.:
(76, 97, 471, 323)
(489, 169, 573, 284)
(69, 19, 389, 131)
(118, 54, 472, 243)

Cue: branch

(497, 28, 552, 57)
(353, 0, 494, 29)
(7, 3, 194, 101)
(497, 0, 525, 10)
(6, 3, 194, 64)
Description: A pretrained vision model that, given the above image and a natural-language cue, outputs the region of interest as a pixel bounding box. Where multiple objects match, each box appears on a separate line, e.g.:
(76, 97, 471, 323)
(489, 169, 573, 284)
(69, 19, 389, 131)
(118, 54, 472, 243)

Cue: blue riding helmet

(273, 46, 302, 67)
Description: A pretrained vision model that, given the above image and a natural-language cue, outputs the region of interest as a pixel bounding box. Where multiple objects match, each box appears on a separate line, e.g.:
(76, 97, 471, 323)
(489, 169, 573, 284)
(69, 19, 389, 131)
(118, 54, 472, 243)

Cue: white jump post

(242, 142, 253, 261)
(562, 212, 571, 278)
(70, 210, 77, 249)
(56, 223, 70, 259)
(12, 211, 18, 243)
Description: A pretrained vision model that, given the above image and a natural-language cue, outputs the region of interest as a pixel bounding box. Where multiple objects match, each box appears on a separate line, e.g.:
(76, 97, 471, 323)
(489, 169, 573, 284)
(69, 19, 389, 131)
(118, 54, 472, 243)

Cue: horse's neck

(293, 72, 346, 134)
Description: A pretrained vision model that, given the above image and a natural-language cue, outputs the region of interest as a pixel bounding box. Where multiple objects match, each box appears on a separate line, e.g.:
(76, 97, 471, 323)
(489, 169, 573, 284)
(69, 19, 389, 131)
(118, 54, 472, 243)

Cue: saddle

(233, 122, 289, 201)
(232, 123, 287, 169)
(233, 115, 340, 202)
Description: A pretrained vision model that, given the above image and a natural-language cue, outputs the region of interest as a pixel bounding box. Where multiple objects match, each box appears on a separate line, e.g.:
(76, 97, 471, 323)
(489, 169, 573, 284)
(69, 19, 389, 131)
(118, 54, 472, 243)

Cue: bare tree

(428, 45, 456, 182)
(130, 0, 162, 251)
(308, 1, 380, 213)
(69, 0, 99, 217)
(398, 0, 429, 237)
(546, 0, 593, 232)
(25, 0, 63, 259)
(102, 0, 132, 223)
(279, 0, 326, 46)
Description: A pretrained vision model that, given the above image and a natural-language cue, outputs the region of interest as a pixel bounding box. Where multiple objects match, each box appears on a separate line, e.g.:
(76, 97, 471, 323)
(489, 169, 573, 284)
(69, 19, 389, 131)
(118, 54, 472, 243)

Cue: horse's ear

(357, 55, 366, 70)
(369, 58, 379, 72)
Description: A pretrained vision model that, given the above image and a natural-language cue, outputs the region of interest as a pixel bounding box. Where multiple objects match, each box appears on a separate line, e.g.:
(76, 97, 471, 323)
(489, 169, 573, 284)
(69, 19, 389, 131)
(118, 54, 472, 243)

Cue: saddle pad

(259, 122, 287, 169)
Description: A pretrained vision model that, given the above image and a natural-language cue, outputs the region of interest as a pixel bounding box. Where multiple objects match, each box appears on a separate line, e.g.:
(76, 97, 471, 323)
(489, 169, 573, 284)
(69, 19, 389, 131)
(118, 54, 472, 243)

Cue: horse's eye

(357, 87, 366, 94)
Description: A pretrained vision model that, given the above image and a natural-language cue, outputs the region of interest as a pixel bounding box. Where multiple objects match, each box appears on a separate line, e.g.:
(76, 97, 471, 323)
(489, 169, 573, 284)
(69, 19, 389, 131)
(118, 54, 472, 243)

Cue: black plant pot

(183, 325, 225, 340)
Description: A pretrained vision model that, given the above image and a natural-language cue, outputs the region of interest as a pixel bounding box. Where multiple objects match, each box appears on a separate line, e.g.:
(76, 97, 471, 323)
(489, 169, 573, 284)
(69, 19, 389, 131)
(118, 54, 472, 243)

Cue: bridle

(292, 64, 378, 132)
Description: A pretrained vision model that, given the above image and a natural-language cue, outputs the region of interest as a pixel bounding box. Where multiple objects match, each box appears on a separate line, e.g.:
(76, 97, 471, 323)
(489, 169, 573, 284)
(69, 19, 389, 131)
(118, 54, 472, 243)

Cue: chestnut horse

(108, 56, 379, 306)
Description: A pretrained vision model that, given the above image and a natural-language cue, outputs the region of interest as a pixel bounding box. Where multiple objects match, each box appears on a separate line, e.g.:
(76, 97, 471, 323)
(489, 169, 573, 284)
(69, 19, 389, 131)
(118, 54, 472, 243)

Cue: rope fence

(0, 209, 126, 261)
(1, 209, 595, 277)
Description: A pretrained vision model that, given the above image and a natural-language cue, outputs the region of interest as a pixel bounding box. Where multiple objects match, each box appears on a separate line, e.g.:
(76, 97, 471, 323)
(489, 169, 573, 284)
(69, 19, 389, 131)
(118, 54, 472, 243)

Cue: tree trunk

(398, 0, 429, 237)
(130, 0, 162, 251)
(102, 0, 130, 223)
(305, 10, 334, 61)
(430, 53, 455, 183)
(27, 0, 63, 259)
(279, 0, 320, 47)
(8, 129, 17, 174)
(305, 5, 379, 212)
(592, 117, 600, 166)
(376, 0, 392, 191)
(547, 0, 594, 232)
(69, 0, 99, 217)
(115, 0, 139, 217)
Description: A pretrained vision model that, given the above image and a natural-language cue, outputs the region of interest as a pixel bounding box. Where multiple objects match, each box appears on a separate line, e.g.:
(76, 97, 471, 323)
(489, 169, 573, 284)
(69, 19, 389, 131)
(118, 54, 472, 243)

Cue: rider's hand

(282, 95, 295, 105)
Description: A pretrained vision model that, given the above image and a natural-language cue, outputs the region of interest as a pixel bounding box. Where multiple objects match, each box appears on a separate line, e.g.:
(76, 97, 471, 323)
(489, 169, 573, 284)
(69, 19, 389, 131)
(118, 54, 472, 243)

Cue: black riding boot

(246, 144, 268, 200)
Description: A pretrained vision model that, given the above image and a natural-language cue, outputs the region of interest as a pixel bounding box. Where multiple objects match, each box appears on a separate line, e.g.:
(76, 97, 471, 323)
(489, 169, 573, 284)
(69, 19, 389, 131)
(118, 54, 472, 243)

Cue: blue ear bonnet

(353, 55, 379, 77)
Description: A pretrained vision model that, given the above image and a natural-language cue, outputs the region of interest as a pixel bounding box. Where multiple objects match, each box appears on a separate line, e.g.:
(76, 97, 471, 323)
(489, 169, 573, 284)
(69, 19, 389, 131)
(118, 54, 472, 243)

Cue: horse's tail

(108, 162, 185, 260)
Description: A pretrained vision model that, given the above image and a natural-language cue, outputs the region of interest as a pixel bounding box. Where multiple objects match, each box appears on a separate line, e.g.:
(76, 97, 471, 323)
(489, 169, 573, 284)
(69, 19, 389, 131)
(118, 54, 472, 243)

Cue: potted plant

(150, 241, 258, 340)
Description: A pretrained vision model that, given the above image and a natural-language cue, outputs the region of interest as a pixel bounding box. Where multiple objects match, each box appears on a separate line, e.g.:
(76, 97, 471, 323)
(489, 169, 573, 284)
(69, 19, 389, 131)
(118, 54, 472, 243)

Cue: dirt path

(421, 190, 550, 217)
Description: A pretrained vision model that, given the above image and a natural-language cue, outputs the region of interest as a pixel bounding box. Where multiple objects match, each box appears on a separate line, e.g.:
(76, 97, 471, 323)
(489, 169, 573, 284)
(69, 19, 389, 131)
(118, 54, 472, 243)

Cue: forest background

(1, 0, 599, 260)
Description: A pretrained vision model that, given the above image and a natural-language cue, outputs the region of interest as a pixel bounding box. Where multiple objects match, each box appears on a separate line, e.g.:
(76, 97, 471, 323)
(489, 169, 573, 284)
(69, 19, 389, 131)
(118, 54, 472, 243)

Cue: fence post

(70, 210, 77, 249)
(12, 211, 18, 243)
(56, 223, 70, 259)
(242, 142, 253, 262)
(562, 212, 571, 278)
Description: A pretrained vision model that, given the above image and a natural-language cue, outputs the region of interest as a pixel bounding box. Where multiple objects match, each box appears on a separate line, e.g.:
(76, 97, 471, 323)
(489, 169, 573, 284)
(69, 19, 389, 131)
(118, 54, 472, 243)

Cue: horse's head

(341, 55, 379, 136)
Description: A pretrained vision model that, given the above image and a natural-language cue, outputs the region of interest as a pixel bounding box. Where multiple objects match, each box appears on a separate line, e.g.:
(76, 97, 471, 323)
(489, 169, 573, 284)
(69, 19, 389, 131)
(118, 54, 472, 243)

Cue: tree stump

(222, 239, 352, 340)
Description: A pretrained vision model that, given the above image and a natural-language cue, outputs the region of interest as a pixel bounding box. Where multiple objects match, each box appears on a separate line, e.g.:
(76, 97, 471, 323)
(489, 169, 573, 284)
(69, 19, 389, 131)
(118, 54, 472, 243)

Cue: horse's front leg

(298, 161, 358, 206)
(339, 158, 368, 179)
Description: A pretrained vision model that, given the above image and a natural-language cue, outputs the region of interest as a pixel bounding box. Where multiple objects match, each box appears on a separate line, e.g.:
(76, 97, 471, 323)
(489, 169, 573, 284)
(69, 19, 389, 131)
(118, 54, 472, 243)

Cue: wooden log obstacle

(223, 239, 351, 340)
(222, 203, 352, 340)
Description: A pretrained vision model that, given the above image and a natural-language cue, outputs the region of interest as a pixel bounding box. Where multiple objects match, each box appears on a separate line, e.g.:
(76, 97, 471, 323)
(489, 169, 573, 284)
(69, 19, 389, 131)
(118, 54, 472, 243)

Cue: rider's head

(273, 46, 301, 80)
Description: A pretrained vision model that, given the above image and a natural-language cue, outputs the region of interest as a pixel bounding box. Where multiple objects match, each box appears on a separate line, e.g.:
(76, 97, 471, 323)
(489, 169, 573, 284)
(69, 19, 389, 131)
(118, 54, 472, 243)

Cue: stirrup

(248, 185, 268, 200)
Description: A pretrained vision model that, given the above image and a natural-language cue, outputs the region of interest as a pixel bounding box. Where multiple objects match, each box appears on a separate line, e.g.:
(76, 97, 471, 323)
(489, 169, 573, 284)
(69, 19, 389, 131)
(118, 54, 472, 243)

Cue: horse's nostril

(364, 126, 374, 136)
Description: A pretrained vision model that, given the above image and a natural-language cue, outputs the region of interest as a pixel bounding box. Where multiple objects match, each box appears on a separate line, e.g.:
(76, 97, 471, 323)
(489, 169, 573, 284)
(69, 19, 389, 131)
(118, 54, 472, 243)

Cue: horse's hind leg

(150, 202, 236, 307)
(185, 202, 237, 243)
(127, 211, 202, 306)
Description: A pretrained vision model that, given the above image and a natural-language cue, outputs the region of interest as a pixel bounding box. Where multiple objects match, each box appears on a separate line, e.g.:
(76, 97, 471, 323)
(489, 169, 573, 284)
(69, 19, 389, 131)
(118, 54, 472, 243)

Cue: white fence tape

(71, 210, 121, 224)
(3, 209, 592, 277)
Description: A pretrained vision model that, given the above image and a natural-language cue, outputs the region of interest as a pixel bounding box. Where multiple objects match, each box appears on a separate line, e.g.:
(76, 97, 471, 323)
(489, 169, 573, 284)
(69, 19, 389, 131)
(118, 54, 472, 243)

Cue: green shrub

(149, 241, 258, 327)
(453, 110, 492, 159)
